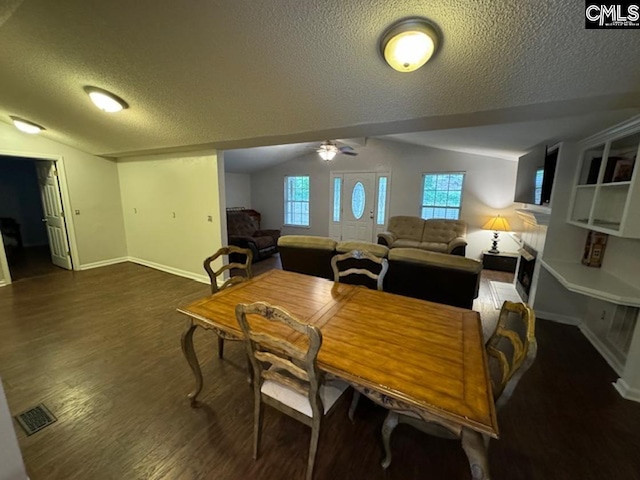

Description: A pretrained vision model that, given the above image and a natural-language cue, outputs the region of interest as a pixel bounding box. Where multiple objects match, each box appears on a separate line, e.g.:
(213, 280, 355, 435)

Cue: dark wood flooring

(1, 260, 639, 479)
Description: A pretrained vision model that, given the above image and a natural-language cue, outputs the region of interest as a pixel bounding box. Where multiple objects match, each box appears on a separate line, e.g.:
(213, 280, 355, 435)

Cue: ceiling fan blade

(339, 145, 358, 156)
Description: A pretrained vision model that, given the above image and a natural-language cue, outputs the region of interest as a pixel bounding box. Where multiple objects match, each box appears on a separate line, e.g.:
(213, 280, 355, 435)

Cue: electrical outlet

(600, 310, 607, 320)
(207, 215, 213, 222)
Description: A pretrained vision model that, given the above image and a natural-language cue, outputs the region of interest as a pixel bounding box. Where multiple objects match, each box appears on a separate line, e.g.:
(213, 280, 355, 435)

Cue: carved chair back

(486, 301, 537, 411)
(235, 302, 324, 419)
(331, 249, 389, 291)
(203, 246, 253, 294)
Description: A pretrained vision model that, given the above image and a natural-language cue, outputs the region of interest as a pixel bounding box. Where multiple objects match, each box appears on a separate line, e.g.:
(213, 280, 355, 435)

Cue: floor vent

(15, 403, 57, 436)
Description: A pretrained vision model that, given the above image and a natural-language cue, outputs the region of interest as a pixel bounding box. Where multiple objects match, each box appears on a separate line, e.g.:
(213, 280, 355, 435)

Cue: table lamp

(482, 215, 511, 254)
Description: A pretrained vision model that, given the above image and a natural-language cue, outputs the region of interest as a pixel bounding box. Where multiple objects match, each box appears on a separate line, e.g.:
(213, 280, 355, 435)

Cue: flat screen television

(514, 144, 558, 206)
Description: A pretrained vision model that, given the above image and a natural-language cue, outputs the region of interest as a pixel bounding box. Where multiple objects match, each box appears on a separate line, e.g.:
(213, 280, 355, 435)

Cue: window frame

(419, 172, 466, 221)
(283, 175, 311, 227)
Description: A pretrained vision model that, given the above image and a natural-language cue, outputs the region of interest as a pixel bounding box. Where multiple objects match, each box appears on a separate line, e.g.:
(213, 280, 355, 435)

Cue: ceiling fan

(316, 140, 358, 161)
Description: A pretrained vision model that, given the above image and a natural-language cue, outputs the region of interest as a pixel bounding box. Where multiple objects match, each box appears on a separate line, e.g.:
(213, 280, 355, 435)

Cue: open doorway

(0, 155, 73, 282)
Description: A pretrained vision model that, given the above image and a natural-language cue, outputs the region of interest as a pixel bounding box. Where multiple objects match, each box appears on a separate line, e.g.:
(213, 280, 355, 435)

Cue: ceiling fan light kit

(316, 141, 358, 161)
(10, 116, 45, 134)
(84, 86, 129, 112)
(380, 18, 439, 72)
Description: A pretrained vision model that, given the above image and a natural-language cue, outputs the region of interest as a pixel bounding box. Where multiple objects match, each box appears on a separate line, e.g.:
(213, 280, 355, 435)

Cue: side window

(284, 176, 310, 226)
(421, 172, 464, 220)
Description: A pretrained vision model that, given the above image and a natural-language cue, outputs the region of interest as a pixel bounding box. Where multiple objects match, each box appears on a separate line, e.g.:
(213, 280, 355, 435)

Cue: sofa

(384, 248, 481, 309)
(277, 235, 481, 309)
(227, 211, 280, 262)
(377, 216, 467, 256)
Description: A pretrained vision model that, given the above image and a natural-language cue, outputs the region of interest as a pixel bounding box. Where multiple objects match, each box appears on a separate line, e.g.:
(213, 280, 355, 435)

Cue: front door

(341, 173, 375, 241)
(36, 161, 73, 270)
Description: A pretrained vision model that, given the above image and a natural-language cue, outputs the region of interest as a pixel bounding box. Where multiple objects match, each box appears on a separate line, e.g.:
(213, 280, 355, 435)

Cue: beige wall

(0, 122, 127, 275)
(118, 151, 223, 282)
(251, 138, 522, 260)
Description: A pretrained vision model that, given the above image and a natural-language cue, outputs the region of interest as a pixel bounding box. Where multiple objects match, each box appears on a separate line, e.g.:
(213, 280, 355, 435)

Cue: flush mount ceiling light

(84, 86, 128, 112)
(380, 18, 440, 72)
(10, 116, 45, 134)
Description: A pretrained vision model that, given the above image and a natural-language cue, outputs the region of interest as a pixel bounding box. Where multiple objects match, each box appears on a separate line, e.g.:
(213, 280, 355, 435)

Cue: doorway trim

(0, 150, 79, 285)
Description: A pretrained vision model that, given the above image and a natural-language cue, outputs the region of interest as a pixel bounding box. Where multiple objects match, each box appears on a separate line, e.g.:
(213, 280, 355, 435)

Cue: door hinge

(60, 211, 64, 217)
(67, 250, 71, 257)
(53, 168, 58, 177)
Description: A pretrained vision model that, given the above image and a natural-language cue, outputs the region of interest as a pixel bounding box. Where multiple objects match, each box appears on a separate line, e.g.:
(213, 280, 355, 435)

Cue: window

(284, 176, 310, 226)
(332, 177, 341, 222)
(534, 168, 544, 205)
(421, 172, 464, 220)
(351, 182, 365, 219)
(376, 176, 388, 225)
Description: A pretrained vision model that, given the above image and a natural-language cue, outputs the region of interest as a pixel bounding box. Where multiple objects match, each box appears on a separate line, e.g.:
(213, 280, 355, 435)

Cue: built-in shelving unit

(567, 119, 640, 237)
(540, 259, 640, 307)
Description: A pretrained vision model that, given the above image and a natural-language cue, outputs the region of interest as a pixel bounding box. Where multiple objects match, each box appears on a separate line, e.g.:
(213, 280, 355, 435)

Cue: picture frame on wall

(612, 158, 634, 182)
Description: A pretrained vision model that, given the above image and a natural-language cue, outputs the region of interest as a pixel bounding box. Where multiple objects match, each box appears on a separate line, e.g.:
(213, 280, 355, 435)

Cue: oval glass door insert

(352, 182, 365, 219)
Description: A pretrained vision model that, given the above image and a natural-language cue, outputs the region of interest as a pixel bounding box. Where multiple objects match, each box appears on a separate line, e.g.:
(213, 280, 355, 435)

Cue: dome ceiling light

(380, 18, 440, 72)
(84, 86, 129, 112)
(10, 116, 45, 134)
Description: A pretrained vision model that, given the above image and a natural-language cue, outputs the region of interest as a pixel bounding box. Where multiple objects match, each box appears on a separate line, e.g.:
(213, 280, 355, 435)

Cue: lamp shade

(482, 215, 511, 232)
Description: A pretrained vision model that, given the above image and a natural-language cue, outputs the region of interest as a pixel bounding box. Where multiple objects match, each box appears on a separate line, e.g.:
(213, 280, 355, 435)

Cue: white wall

(118, 151, 223, 282)
(224, 172, 251, 209)
(0, 379, 28, 480)
(251, 138, 521, 259)
(0, 121, 127, 275)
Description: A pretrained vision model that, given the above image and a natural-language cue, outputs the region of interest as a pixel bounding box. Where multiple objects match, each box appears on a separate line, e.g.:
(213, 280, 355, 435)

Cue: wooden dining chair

(203, 246, 253, 359)
(379, 301, 536, 474)
(331, 249, 389, 291)
(235, 302, 349, 480)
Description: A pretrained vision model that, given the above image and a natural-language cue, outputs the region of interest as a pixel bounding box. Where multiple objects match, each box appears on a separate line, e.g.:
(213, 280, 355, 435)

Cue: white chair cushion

(261, 378, 349, 417)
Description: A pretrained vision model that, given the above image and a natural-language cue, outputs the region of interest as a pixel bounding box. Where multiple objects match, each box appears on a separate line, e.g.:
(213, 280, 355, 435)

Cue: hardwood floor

(1, 261, 639, 479)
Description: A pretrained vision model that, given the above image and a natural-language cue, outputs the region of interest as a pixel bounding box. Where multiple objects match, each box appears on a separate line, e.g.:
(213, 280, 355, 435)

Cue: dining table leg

(180, 320, 203, 407)
(461, 428, 490, 480)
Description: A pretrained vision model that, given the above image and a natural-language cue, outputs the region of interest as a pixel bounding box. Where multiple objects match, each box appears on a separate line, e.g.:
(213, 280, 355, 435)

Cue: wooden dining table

(177, 269, 498, 480)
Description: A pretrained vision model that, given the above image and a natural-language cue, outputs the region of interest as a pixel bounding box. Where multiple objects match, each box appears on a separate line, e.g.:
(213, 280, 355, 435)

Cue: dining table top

(177, 269, 498, 438)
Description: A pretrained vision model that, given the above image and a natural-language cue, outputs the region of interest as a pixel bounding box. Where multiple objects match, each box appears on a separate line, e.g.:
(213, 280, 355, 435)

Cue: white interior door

(36, 162, 72, 270)
(342, 173, 375, 241)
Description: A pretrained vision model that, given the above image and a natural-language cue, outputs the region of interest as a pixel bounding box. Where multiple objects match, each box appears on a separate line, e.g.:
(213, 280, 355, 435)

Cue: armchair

(227, 211, 280, 262)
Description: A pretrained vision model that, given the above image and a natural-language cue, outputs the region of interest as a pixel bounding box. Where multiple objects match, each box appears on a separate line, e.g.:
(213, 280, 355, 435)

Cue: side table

(482, 250, 518, 273)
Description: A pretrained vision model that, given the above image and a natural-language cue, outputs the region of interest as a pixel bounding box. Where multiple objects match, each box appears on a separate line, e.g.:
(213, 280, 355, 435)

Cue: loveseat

(277, 235, 481, 308)
(227, 211, 280, 262)
(377, 216, 467, 256)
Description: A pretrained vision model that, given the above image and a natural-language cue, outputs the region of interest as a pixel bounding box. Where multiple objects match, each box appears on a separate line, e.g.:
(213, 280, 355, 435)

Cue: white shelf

(541, 259, 640, 307)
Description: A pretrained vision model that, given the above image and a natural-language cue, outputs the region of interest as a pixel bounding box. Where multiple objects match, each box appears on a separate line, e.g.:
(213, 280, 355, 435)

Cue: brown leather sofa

(277, 235, 481, 309)
(383, 248, 482, 309)
(377, 216, 467, 256)
(227, 211, 280, 262)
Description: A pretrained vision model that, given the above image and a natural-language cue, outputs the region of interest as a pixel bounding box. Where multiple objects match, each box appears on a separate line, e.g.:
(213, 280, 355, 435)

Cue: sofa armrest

(228, 235, 257, 247)
(447, 237, 468, 256)
(255, 229, 281, 240)
(377, 231, 397, 247)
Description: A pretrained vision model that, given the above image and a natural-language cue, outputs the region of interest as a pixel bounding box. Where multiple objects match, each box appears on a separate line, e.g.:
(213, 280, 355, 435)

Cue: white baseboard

(79, 257, 129, 270)
(579, 323, 624, 376)
(613, 379, 640, 403)
(0, 280, 6, 288)
(535, 310, 582, 326)
(127, 257, 209, 285)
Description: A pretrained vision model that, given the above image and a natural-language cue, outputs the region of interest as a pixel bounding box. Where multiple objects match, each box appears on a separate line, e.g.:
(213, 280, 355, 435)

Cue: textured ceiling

(1, 0, 640, 157)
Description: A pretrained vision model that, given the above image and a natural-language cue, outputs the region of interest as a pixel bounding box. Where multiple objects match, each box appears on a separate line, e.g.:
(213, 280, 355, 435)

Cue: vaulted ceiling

(1, 0, 639, 158)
